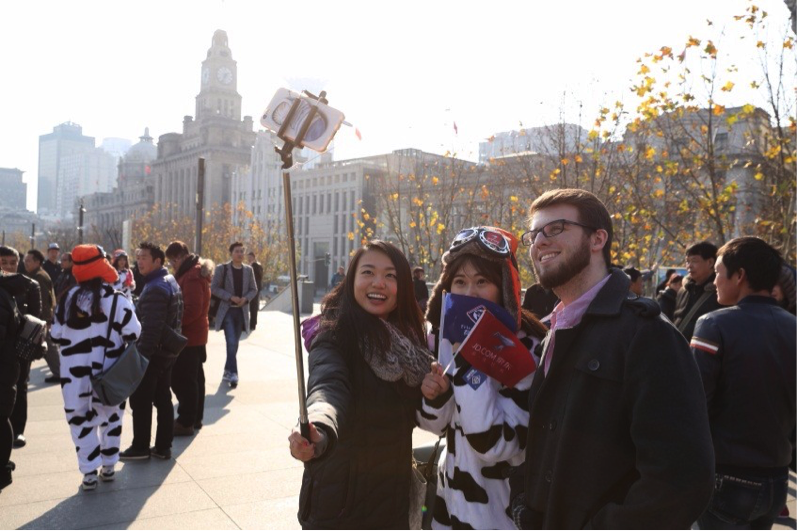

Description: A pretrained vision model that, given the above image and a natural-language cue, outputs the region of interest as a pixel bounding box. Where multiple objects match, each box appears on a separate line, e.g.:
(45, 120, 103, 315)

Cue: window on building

(715, 132, 729, 152)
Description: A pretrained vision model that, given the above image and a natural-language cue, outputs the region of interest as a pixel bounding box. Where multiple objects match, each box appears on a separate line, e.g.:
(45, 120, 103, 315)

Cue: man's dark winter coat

(656, 286, 678, 320)
(298, 334, 421, 529)
(42, 260, 62, 287)
(136, 267, 183, 360)
(673, 273, 723, 340)
(25, 267, 54, 323)
(8, 274, 40, 320)
(510, 269, 715, 529)
(0, 276, 24, 417)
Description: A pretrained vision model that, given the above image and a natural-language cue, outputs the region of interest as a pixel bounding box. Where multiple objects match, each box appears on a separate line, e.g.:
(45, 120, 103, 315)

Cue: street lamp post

(78, 200, 86, 244)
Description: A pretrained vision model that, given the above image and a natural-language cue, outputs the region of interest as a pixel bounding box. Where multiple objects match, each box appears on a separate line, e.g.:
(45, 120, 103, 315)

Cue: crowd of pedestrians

(0, 239, 264, 493)
(290, 188, 795, 530)
(0, 187, 793, 530)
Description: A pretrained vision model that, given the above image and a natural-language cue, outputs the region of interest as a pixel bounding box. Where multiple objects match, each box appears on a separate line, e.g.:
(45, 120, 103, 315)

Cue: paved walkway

(0, 307, 794, 529)
(0, 307, 438, 530)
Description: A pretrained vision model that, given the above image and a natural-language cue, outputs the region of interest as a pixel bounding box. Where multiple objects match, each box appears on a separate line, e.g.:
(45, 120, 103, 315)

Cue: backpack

(0, 280, 46, 361)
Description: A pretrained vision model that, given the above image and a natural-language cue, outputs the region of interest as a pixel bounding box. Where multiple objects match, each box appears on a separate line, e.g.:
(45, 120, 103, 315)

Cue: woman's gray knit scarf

(363, 321, 433, 387)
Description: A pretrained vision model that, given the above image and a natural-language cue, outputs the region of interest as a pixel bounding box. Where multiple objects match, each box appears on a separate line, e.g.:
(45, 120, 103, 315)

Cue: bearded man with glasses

(509, 188, 714, 529)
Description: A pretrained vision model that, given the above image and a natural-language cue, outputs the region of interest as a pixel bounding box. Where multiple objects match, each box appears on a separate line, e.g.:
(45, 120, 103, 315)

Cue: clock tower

(196, 30, 242, 121)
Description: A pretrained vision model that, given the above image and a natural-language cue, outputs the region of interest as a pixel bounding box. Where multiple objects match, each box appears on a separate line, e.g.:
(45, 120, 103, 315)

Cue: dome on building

(125, 128, 157, 162)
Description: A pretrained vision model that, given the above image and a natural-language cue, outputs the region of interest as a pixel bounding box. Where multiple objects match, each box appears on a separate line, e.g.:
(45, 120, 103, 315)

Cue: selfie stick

(274, 91, 329, 440)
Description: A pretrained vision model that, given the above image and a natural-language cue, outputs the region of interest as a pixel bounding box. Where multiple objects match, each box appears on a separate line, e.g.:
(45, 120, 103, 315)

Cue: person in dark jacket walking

(24, 250, 57, 390)
(0, 272, 23, 492)
(509, 188, 714, 529)
(166, 241, 213, 436)
(0, 247, 41, 450)
(673, 241, 724, 340)
(120, 242, 184, 461)
(246, 251, 263, 331)
(412, 266, 428, 312)
(691, 237, 796, 529)
(288, 240, 433, 529)
(43, 243, 62, 287)
(54, 252, 76, 304)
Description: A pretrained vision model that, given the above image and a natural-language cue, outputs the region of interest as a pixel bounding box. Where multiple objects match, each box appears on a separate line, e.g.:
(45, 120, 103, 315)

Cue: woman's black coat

(299, 334, 421, 529)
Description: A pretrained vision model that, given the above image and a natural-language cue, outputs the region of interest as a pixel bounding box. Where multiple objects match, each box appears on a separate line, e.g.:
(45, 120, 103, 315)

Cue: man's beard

(534, 239, 591, 290)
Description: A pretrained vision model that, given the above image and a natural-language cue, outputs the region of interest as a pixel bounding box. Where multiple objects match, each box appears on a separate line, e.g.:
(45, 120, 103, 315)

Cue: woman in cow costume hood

(51, 245, 142, 491)
(419, 227, 547, 529)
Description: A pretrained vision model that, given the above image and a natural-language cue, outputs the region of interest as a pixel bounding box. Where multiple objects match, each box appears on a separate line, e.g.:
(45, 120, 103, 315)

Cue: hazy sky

(1, 0, 792, 212)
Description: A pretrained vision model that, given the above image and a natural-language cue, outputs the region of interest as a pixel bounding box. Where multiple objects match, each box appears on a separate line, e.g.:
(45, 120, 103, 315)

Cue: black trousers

(129, 356, 175, 451)
(0, 417, 11, 468)
(171, 345, 206, 428)
(249, 298, 259, 330)
(10, 360, 30, 437)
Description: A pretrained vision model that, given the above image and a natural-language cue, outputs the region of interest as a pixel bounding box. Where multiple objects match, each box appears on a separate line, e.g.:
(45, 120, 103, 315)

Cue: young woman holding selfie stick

(288, 240, 433, 529)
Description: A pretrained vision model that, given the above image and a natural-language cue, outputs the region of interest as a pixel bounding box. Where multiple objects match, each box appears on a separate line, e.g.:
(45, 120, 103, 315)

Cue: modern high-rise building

(82, 129, 157, 250)
(57, 147, 117, 220)
(37, 122, 95, 218)
(100, 137, 132, 160)
(0, 168, 27, 211)
(151, 30, 255, 220)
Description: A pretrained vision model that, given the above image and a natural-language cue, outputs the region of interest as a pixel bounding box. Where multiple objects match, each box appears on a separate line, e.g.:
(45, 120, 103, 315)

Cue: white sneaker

(82, 472, 98, 491)
(100, 465, 115, 482)
(222, 371, 231, 382)
(229, 372, 239, 387)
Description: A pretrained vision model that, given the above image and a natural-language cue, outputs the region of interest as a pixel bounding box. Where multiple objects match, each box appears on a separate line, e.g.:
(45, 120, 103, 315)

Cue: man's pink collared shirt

(543, 274, 612, 375)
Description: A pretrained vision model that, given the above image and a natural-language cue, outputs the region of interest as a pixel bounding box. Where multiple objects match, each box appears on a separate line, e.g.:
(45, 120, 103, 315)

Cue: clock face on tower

(217, 67, 233, 84)
(202, 67, 209, 85)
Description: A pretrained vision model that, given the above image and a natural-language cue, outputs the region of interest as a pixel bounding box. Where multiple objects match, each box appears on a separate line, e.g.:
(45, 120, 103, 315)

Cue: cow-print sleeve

(417, 383, 455, 436)
(456, 335, 540, 464)
(115, 296, 142, 342)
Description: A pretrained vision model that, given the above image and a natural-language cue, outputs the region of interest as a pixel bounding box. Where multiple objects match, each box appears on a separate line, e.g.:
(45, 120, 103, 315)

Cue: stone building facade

(151, 30, 255, 221)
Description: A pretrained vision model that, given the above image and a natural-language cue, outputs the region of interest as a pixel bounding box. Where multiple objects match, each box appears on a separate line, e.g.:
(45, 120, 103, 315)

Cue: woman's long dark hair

(319, 241, 425, 360)
(55, 277, 106, 326)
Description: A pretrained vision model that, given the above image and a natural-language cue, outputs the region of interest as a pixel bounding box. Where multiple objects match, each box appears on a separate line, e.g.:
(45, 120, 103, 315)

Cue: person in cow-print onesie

(419, 227, 547, 529)
(51, 245, 141, 491)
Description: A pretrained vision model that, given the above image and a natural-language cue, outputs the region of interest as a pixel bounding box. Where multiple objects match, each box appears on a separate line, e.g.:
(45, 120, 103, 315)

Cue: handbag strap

(98, 292, 120, 374)
(423, 436, 444, 480)
(676, 290, 712, 334)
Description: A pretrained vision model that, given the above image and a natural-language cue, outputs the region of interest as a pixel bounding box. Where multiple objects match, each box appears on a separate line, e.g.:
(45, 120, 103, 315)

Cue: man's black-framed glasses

(521, 219, 597, 247)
